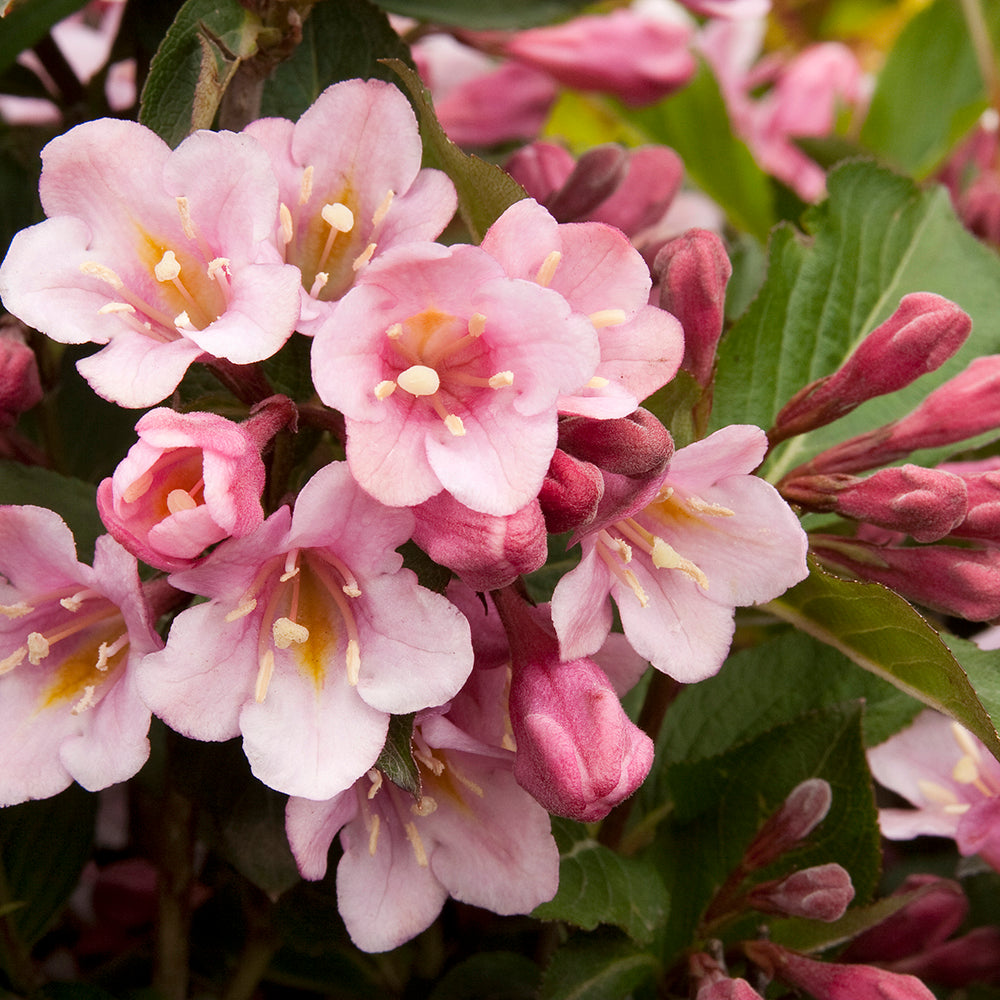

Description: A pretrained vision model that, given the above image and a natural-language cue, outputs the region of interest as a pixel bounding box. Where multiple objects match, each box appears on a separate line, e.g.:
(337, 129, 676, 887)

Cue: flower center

(0, 586, 129, 715)
(121, 447, 206, 520)
(373, 308, 514, 437)
(81, 197, 231, 343)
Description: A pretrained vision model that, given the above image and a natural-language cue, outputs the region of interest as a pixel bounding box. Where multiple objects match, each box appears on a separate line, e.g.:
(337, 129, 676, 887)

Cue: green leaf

(859, 0, 997, 177)
(622, 59, 775, 241)
(712, 161, 1000, 481)
(260, 0, 413, 122)
(0, 0, 88, 76)
(0, 784, 97, 947)
(385, 58, 527, 243)
(533, 820, 668, 945)
(942, 633, 1000, 733)
(375, 712, 421, 798)
(428, 952, 540, 1000)
(375, 0, 591, 30)
(537, 930, 659, 1000)
(658, 628, 922, 766)
(139, 0, 264, 147)
(0, 460, 101, 563)
(768, 560, 1000, 759)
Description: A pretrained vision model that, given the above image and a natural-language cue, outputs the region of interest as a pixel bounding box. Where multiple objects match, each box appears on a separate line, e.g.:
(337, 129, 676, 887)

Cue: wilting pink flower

(311, 240, 599, 515)
(492, 585, 652, 821)
(0, 506, 163, 805)
(745, 941, 937, 999)
(136, 462, 473, 800)
(481, 199, 684, 418)
(245, 79, 457, 335)
(0, 120, 302, 407)
(285, 664, 559, 952)
(552, 424, 808, 681)
(0, 321, 43, 428)
(97, 396, 296, 572)
(868, 710, 1000, 871)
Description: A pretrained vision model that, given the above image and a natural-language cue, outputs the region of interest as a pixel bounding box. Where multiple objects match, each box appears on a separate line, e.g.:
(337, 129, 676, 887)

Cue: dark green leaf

(713, 161, 1000, 479)
(533, 821, 668, 944)
(139, 0, 264, 147)
(0, 0, 88, 76)
(942, 633, 1000, 737)
(429, 952, 540, 1000)
(538, 930, 659, 1000)
(622, 59, 776, 241)
(768, 560, 1000, 759)
(375, 712, 420, 798)
(260, 0, 413, 122)
(376, 0, 592, 30)
(0, 784, 96, 947)
(859, 0, 997, 177)
(385, 59, 527, 243)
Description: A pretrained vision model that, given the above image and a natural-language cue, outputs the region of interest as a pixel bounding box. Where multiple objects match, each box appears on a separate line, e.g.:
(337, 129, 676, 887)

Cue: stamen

(321, 202, 354, 233)
(589, 308, 628, 329)
(299, 165, 314, 206)
(346, 639, 360, 685)
(685, 496, 736, 517)
(122, 470, 154, 503)
(353, 243, 376, 270)
(279, 203, 294, 247)
(405, 821, 429, 867)
(81, 261, 124, 290)
(309, 272, 329, 297)
(166, 489, 198, 514)
(650, 536, 709, 589)
(918, 778, 960, 805)
(468, 312, 487, 337)
(374, 380, 396, 401)
(368, 813, 381, 855)
(155, 251, 212, 328)
(176, 196, 196, 240)
(154, 250, 181, 283)
(952, 722, 982, 761)
(27, 631, 50, 664)
(451, 766, 485, 797)
(587, 376, 610, 388)
(953, 755, 980, 785)
(372, 189, 395, 227)
(280, 549, 300, 583)
(225, 598, 257, 622)
(596, 532, 648, 607)
(396, 364, 440, 397)
(0, 647, 26, 674)
(95, 633, 128, 671)
(173, 312, 196, 333)
(488, 371, 514, 389)
(535, 250, 561, 287)
(71, 684, 99, 715)
(367, 769, 383, 799)
(444, 414, 465, 437)
(386, 323, 403, 340)
(945, 802, 972, 814)
(98, 301, 135, 316)
(1, 601, 32, 619)
(255, 649, 275, 703)
(411, 796, 437, 816)
(272, 616, 309, 649)
(207, 257, 231, 291)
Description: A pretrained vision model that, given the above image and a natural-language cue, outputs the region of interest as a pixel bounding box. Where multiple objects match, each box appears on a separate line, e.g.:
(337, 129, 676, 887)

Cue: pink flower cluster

(0, 77, 811, 951)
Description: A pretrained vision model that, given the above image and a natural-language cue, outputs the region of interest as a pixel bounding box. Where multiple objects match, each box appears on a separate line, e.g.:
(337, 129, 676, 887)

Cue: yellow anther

(386, 323, 403, 339)
(587, 376, 610, 388)
(650, 536, 709, 589)
(122, 470, 154, 503)
(0, 647, 26, 674)
(166, 489, 198, 515)
(71, 684, 99, 715)
(405, 821, 429, 867)
(952, 722, 982, 761)
(374, 380, 397, 400)
(173, 311, 195, 331)
(207, 257, 230, 281)
(279, 203, 294, 246)
(346, 639, 361, 686)
(60, 591, 90, 612)
(367, 769, 383, 799)
(589, 308, 628, 329)
(368, 813, 381, 855)
(225, 598, 257, 622)
(98, 301, 136, 315)
(176, 196, 196, 239)
(444, 414, 466, 436)
(412, 796, 438, 816)
(953, 755, 980, 785)
(81, 261, 124, 289)
(468, 312, 487, 337)
(255, 649, 275, 703)
(488, 371, 514, 389)
(154, 250, 181, 283)
(272, 617, 309, 649)
(27, 631, 50, 664)
(685, 495, 735, 517)
(918, 778, 960, 805)
(353, 242, 376, 270)
(321, 202, 354, 233)
(309, 272, 329, 297)
(535, 250, 561, 287)
(397, 364, 441, 397)
(299, 165, 314, 205)
(373, 189, 395, 227)
(96, 634, 127, 672)
(1, 601, 32, 619)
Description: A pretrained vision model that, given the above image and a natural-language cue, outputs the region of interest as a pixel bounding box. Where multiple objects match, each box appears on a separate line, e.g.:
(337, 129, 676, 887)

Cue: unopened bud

(781, 465, 968, 543)
(505, 141, 576, 204)
(0, 320, 42, 428)
(747, 862, 854, 921)
(769, 294, 971, 446)
(690, 953, 765, 1000)
(948, 469, 1000, 542)
(557, 408, 674, 477)
(742, 778, 832, 870)
(544, 144, 630, 222)
(539, 448, 605, 534)
(655, 229, 732, 388)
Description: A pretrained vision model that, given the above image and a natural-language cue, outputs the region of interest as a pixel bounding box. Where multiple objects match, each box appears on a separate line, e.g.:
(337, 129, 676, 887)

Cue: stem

(204, 359, 275, 407)
(961, 0, 1000, 114)
(33, 33, 84, 108)
(598, 670, 682, 850)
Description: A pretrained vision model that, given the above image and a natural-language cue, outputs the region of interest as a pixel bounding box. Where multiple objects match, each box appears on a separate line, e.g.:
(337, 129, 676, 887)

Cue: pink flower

(690, 953, 765, 1000)
(552, 424, 808, 681)
(244, 79, 457, 334)
(0, 506, 163, 805)
(97, 396, 296, 572)
(481, 199, 684, 418)
(310, 240, 600, 515)
(868, 710, 1000, 871)
(0, 120, 302, 407)
(285, 664, 559, 952)
(136, 462, 473, 800)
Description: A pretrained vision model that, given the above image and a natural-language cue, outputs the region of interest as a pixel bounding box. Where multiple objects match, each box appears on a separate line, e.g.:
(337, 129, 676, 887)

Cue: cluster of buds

(768, 292, 1000, 620)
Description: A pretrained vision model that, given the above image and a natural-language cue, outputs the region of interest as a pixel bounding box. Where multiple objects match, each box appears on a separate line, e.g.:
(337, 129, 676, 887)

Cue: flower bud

(891, 926, 1000, 988)
(690, 953, 766, 1000)
(557, 408, 674, 477)
(655, 229, 732, 388)
(538, 448, 605, 534)
(769, 294, 971, 446)
(947, 469, 1000, 542)
(745, 941, 937, 1000)
(505, 140, 576, 204)
(742, 778, 832, 870)
(542, 144, 630, 222)
(492, 586, 653, 821)
(0, 320, 42, 428)
(747, 862, 854, 921)
(411, 492, 548, 591)
(781, 465, 968, 543)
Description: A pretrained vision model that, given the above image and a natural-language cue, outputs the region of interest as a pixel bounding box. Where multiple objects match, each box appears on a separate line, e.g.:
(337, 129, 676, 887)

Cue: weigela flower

(136, 462, 474, 800)
(97, 396, 296, 572)
(867, 710, 1000, 871)
(552, 424, 809, 682)
(285, 665, 559, 952)
(0, 506, 163, 805)
(244, 79, 458, 334)
(0, 119, 302, 407)
(310, 240, 600, 515)
(480, 198, 685, 418)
